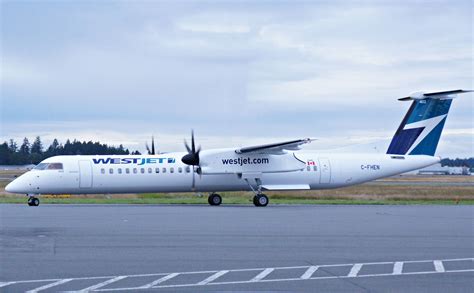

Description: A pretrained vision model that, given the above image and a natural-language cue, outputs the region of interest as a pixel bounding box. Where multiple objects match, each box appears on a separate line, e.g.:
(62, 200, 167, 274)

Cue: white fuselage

(6, 152, 439, 195)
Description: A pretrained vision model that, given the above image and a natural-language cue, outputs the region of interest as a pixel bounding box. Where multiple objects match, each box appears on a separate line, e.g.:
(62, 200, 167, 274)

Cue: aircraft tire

(208, 193, 222, 206)
(28, 197, 40, 206)
(253, 194, 269, 207)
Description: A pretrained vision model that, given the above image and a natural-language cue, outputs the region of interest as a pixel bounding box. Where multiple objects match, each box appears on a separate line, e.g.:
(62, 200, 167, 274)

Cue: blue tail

(386, 90, 471, 156)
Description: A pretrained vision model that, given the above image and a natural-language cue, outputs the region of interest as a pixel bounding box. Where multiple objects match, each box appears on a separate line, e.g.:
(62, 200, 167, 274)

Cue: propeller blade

(145, 142, 151, 155)
(151, 136, 155, 155)
(184, 140, 191, 153)
(191, 130, 195, 153)
(191, 166, 196, 191)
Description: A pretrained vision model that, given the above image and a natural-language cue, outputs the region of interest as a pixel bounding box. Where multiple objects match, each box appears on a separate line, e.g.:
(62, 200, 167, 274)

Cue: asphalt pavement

(0, 204, 473, 292)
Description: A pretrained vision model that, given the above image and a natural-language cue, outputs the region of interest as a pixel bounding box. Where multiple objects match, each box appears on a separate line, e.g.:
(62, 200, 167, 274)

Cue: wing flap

(261, 184, 310, 190)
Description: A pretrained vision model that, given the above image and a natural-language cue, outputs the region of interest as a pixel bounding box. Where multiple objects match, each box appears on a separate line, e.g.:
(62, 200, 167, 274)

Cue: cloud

(1, 0, 472, 158)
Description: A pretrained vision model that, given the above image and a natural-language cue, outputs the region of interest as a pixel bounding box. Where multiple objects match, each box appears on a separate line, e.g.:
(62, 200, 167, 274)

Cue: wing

(235, 138, 314, 155)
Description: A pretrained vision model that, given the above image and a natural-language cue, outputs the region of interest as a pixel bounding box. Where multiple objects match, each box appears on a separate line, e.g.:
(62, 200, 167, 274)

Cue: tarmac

(0, 204, 473, 292)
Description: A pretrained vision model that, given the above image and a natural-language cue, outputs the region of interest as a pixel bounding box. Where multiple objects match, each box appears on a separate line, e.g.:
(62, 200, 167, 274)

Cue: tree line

(1, 136, 473, 168)
(0, 137, 140, 165)
(440, 158, 474, 169)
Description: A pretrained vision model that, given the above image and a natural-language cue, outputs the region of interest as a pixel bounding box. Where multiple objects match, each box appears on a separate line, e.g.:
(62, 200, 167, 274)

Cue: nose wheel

(27, 196, 40, 206)
(208, 193, 222, 206)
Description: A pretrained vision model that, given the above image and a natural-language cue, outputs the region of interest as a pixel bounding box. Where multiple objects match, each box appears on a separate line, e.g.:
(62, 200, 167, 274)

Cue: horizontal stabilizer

(399, 89, 472, 101)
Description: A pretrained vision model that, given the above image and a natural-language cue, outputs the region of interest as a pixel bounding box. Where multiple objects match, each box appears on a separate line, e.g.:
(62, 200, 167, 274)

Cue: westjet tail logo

(402, 114, 447, 154)
(92, 158, 176, 165)
(387, 114, 447, 156)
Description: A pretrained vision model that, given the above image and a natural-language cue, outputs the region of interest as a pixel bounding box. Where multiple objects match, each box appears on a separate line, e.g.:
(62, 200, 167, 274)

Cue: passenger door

(79, 160, 93, 188)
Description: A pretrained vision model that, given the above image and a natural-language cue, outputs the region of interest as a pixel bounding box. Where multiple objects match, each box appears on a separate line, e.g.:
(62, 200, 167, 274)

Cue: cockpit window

(33, 163, 63, 170)
(34, 163, 49, 170)
(47, 163, 63, 170)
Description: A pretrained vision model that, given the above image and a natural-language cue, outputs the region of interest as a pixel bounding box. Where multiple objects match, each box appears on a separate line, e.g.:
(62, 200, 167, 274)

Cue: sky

(1, 0, 472, 157)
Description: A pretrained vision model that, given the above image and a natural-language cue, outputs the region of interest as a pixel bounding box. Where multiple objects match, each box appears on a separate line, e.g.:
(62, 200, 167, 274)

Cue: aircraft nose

(5, 178, 25, 194)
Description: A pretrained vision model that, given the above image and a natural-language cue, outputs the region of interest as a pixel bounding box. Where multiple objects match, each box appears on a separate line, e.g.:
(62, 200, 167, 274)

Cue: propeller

(146, 136, 156, 155)
(182, 130, 201, 191)
(182, 130, 201, 166)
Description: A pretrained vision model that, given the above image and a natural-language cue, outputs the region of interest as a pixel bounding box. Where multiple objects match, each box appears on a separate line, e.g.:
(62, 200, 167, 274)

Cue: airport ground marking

(197, 270, 229, 285)
(300, 266, 319, 279)
(100, 269, 474, 291)
(76, 276, 127, 292)
(250, 268, 275, 282)
(433, 260, 445, 272)
(0, 282, 16, 288)
(138, 273, 180, 289)
(26, 278, 73, 293)
(393, 261, 404, 275)
(1, 257, 473, 291)
(347, 263, 363, 277)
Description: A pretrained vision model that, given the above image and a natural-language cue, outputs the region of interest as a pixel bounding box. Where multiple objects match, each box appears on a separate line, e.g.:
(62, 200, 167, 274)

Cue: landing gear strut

(244, 178, 269, 207)
(208, 193, 222, 206)
(27, 196, 40, 206)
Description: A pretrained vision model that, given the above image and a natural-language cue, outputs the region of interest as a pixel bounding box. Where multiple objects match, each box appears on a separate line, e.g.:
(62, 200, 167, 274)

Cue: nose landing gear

(27, 196, 40, 206)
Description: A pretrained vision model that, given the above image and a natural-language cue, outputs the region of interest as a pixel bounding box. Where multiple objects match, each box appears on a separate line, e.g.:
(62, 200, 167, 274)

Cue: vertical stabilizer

(387, 89, 471, 156)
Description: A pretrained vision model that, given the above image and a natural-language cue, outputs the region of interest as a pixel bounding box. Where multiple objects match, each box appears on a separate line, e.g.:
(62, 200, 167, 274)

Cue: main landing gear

(244, 178, 269, 207)
(253, 194, 269, 207)
(27, 196, 40, 206)
(208, 193, 222, 206)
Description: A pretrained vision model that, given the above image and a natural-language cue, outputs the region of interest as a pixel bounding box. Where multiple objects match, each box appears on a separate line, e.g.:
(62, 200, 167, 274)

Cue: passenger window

(126, 168, 130, 174)
(170, 167, 174, 173)
(185, 166, 191, 173)
(155, 168, 160, 173)
(162, 168, 167, 173)
(133, 168, 137, 174)
(313, 166, 317, 171)
(178, 167, 182, 173)
(307, 166, 311, 171)
(47, 163, 63, 170)
(140, 168, 145, 174)
(109, 168, 113, 174)
(101, 168, 105, 174)
(148, 168, 152, 174)
(118, 168, 122, 174)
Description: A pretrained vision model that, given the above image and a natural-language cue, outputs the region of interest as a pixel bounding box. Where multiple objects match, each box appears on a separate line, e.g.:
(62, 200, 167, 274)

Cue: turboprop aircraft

(5, 89, 471, 207)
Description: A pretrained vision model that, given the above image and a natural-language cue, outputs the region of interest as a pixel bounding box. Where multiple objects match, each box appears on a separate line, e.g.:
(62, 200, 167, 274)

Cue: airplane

(5, 89, 472, 207)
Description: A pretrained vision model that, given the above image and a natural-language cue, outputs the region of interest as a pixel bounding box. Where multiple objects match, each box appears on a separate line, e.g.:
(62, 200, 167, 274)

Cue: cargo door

(318, 158, 331, 184)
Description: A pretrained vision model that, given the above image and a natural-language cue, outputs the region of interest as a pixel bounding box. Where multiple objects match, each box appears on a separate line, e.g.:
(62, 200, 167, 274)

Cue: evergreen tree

(31, 136, 43, 154)
(0, 142, 11, 164)
(1, 137, 139, 164)
(8, 139, 17, 152)
(19, 137, 30, 154)
(46, 138, 60, 156)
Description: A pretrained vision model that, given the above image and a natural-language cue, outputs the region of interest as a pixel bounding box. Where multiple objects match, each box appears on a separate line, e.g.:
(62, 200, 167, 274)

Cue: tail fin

(387, 89, 471, 156)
